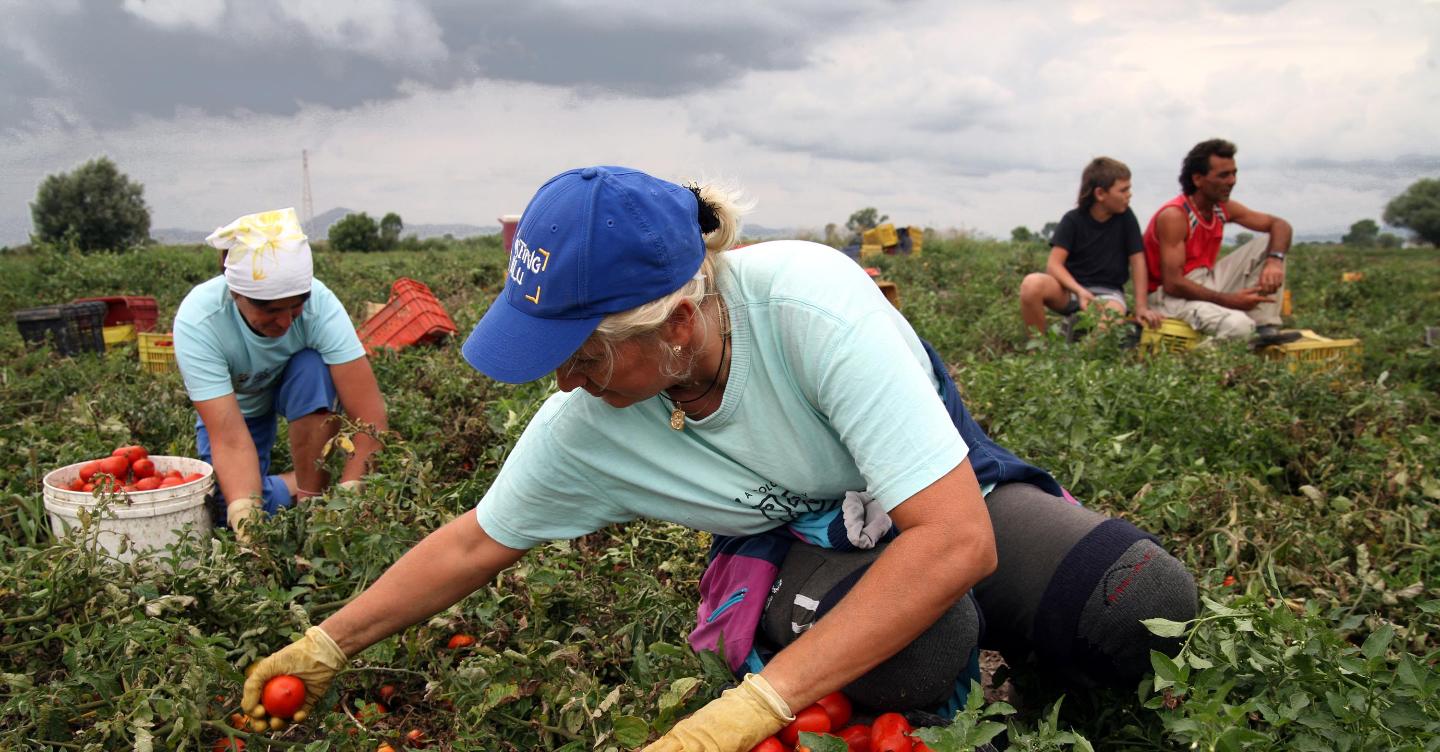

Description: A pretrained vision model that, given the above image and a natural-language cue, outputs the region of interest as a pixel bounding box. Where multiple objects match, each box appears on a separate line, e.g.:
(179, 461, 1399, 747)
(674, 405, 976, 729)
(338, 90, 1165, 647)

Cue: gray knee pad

(760, 543, 981, 710)
(1074, 538, 1197, 683)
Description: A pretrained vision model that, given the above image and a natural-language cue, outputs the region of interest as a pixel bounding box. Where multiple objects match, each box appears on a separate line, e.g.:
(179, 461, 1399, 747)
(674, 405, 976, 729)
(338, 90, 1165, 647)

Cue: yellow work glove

(226, 497, 261, 544)
(241, 626, 347, 727)
(641, 674, 793, 752)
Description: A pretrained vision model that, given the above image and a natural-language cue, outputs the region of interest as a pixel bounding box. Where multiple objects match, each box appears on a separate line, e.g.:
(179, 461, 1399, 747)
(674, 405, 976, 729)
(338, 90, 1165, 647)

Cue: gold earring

(672, 345, 682, 356)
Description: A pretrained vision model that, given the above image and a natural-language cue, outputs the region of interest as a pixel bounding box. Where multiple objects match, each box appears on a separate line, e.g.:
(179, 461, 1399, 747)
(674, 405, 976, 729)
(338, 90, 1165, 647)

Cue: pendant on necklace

(669, 405, 686, 431)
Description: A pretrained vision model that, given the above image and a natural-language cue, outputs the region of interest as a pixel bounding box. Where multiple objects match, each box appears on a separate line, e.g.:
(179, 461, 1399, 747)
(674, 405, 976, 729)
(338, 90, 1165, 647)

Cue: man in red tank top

(1141, 139, 1294, 341)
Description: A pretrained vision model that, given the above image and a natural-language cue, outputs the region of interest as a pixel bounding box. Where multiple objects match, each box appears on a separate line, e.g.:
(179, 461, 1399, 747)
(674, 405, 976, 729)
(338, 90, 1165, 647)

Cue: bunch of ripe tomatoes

(753, 691, 933, 752)
(64, 444, 205, 493)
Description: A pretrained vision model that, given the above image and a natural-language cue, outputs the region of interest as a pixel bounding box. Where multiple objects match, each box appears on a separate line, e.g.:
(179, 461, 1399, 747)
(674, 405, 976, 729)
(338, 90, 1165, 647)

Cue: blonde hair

(561, 180, 752, 386)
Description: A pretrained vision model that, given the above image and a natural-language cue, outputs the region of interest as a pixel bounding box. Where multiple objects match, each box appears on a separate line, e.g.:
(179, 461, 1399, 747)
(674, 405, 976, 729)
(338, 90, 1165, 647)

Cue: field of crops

(2, 236, 1438, 751)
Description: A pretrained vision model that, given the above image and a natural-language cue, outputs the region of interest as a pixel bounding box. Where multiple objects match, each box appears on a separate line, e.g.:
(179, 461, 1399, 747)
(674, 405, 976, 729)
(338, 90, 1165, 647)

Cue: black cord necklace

(663, 299, 730, 430)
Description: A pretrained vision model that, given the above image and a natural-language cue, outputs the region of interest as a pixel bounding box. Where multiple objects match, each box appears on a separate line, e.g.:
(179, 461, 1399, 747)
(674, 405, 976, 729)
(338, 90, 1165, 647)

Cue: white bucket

(42, 455, 215, 563)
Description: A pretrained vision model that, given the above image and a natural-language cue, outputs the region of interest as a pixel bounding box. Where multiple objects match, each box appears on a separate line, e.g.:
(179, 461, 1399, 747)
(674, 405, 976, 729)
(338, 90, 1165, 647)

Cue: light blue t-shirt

(475, 240, 970, 550)
(173, 276, 365, 416)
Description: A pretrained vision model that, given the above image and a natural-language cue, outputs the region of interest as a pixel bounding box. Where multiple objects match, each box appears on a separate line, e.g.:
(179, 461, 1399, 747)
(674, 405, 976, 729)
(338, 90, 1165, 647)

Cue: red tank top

(1142, 194, 1229, 292)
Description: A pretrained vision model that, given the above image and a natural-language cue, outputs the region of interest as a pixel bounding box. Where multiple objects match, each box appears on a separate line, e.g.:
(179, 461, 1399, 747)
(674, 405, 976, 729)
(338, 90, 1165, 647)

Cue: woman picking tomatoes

(241, 167, 1196, 749)
(173, 208, 388, 542)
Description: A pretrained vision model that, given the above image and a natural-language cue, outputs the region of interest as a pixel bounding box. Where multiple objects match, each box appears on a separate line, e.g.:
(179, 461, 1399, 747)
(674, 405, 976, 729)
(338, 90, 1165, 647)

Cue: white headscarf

(206, 207, 313, 299)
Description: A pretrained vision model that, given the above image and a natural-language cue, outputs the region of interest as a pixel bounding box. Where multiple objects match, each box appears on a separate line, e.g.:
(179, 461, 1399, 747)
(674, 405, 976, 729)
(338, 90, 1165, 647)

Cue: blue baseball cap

(462, 166, 706, 383)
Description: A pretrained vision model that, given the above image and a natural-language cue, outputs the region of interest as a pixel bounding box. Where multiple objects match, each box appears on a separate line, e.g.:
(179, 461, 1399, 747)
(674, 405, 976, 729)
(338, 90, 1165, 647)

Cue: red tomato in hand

(871, 713, 913, 752)
(749, 737, 786, 752)
(112, 445, 148, 463)
(131, 458, 156, 479)
(815, 690, 852, 728)
(261, 674, 306, 719)
(839, 724, 872, 752)
(780, 704, 832, 747)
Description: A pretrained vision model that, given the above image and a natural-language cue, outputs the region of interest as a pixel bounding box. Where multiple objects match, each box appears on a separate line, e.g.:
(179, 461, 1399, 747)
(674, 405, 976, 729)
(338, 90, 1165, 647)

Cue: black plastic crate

(14, 302, 108, 356)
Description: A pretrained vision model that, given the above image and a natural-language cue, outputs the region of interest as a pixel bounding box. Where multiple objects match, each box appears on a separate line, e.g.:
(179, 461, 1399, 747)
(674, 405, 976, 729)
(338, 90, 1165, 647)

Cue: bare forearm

(320, 513, 513, 656)
(1266, 218, 1293, 253)
(1163, 273, 1229, 307)
(336, 368, 388, 482)
(211, 435, 265, 502)
(340, 410, 386, 481)
(1129, 256, 1153, 311)
(760, 527, 994, 710)
(1046, 251, 1085, 296)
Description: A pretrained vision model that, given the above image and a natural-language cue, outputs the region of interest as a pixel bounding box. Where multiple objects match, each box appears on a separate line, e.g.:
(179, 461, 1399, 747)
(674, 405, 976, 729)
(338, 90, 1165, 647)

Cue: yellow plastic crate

(103, 324, 136, 351)
(138, 331, 177, 373)
(1261, 329, 1361, 371)
(876, 280, 901, 309)
(906, 226, 924, 257)
(859, 243, 883, 259)
(1139, 317, 1202, 353)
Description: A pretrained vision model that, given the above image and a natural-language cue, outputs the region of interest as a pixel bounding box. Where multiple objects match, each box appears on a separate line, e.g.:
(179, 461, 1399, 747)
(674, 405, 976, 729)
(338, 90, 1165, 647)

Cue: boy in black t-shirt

(1020, 157, 1163, 336)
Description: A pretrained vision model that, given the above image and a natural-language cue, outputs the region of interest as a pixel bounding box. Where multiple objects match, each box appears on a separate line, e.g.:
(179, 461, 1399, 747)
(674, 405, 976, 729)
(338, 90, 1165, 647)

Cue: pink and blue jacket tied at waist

(689, 340, 1072, 675)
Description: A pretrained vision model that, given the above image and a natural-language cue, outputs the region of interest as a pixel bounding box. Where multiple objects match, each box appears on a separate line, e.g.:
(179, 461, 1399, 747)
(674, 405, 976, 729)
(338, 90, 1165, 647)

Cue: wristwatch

(1266, 252, 1286, 262)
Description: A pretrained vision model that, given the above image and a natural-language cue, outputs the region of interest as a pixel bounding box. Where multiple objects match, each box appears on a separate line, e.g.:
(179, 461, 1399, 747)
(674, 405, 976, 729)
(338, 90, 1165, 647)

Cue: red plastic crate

(72, 295, 159, 332)
(357, 278, 458, 355)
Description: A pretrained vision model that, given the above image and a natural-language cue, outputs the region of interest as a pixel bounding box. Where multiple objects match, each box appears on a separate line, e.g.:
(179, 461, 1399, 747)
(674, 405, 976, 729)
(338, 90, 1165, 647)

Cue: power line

(301, 149, 315, 235)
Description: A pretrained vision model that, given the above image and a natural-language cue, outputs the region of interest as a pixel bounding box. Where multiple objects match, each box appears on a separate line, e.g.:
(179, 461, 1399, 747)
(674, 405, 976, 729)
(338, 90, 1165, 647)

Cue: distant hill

(152, 207, 495, 246)
(740, 223, 799, 239)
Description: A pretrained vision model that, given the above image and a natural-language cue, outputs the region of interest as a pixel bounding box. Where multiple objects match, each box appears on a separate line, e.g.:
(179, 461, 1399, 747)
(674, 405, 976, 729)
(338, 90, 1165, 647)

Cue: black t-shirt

(1050, 207, 1143, 290)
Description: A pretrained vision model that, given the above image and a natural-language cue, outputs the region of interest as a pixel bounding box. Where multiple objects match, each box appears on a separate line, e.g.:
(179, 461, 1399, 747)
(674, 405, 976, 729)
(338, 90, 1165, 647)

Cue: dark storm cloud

(428, 3, 821, 96)
(1285, 155, 1440, 181)
(1, 3, 411, 129)
(1, 1, 883, 131)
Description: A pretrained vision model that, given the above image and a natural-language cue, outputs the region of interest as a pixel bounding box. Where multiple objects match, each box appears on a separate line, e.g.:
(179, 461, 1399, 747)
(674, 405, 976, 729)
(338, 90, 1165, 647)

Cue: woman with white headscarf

(173, 207, 388, 541)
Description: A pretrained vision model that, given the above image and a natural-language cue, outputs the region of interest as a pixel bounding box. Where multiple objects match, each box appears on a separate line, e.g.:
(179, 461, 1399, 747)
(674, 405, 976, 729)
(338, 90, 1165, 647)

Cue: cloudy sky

(3, 0, 1437, 247)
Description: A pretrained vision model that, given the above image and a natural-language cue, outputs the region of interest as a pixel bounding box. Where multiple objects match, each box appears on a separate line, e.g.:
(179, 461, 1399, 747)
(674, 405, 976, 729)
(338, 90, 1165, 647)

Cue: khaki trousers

(1148, 237, 1284, 339)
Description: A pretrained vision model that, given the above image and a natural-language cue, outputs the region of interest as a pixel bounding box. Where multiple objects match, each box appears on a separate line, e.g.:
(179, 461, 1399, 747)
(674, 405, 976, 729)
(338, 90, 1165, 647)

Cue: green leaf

(796, 732, 848, 752)
(657, 676, 701, 716)
(611, 715, 650, 748)
(1381, 698, 1430, 729)
(1150, 651, 1180, 686)
(1360, 624, 1394, 661)
(1186, 653, 1214, 670)
(1142, 617, 1188, 637)
(1417, 599, 1440, 615)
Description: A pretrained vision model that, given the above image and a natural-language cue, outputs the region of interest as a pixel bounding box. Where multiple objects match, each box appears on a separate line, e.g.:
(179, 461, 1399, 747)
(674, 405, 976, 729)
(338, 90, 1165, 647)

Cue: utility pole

(301, 149, 315, 235)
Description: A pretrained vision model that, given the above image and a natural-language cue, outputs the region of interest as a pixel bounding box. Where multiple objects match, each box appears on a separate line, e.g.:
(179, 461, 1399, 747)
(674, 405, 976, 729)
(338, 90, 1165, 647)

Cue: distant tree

(1384, 178, 1440, 245)
(823, 222, 842, 247)
(1342, 219, 1379, 247)
(1378, 232, 1403, 249)
(1234, 232, 1255, 246)
(379, 212, 403, 250)
(329, 212, 381, 252)
(1039, 221, 1059, 244)
(846, 207, 888, 233)
(30, 156, 151, 253)
(1010, 226, 1035, 243)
